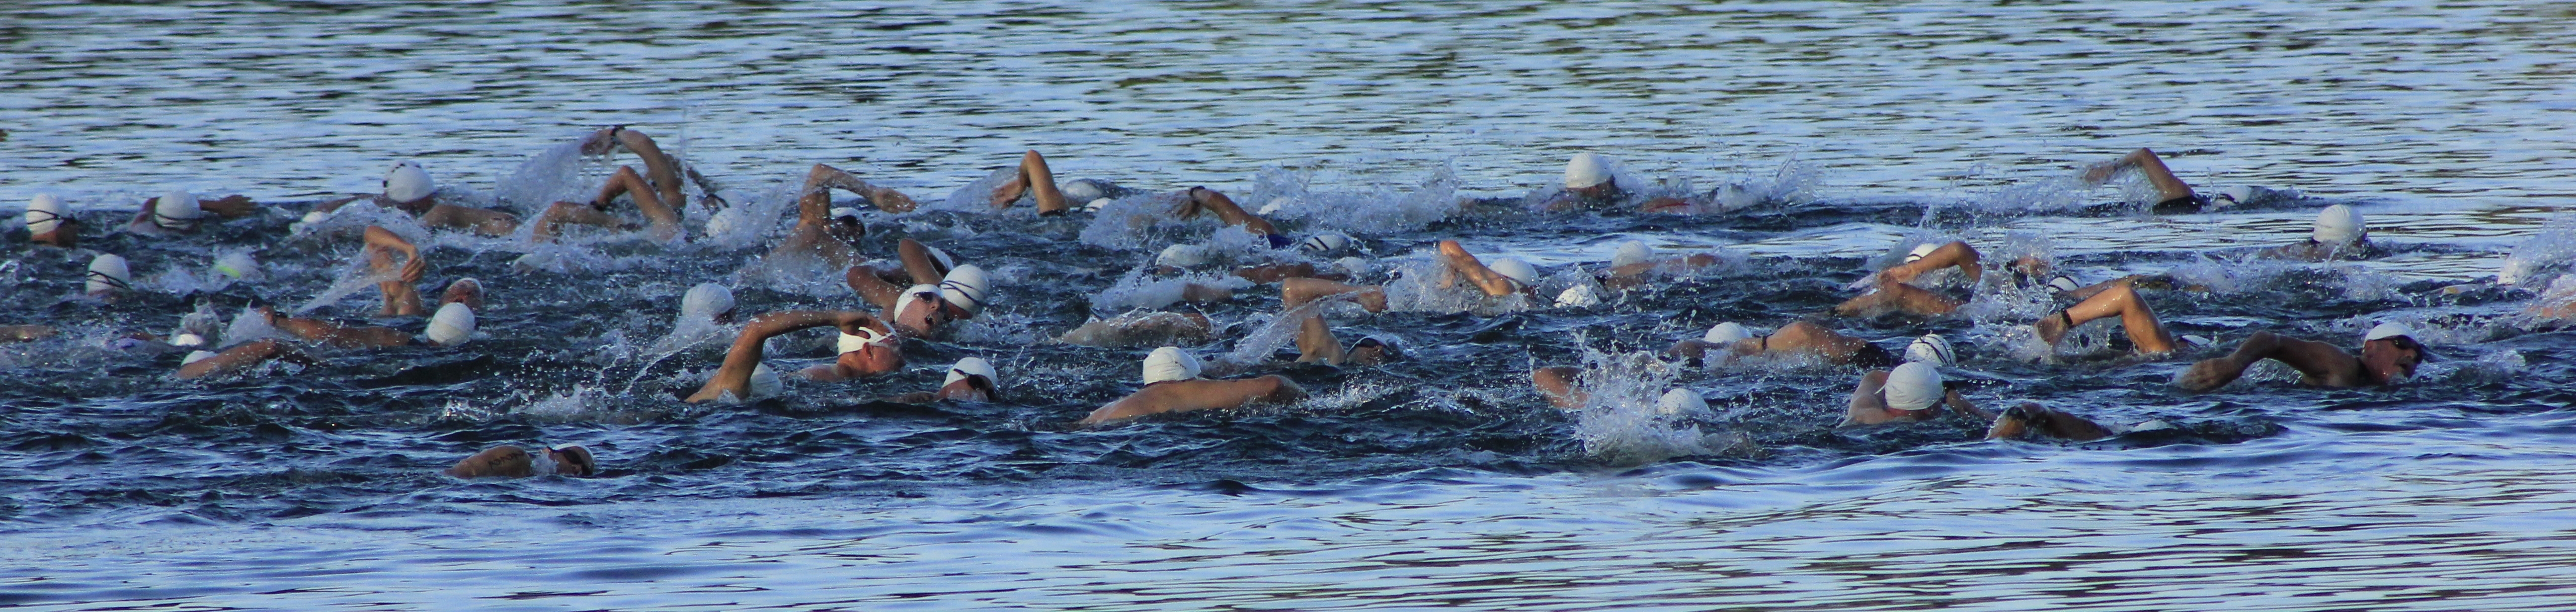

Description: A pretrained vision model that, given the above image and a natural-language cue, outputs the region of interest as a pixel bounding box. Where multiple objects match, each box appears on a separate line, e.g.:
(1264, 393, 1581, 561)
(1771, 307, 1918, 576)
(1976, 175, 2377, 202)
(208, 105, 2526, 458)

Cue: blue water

(4, 1, 2575, 610)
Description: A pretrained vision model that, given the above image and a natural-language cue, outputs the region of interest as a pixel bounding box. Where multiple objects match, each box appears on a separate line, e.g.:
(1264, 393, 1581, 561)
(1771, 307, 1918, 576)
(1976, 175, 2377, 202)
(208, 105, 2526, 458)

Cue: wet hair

(1851, 343, 1898, 369)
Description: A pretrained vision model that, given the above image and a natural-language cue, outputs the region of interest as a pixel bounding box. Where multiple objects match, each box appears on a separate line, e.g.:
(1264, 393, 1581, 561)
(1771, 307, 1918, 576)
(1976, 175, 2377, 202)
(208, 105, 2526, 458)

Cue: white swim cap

(1882, 362, 1944, 412)
(1142, 346, 1201, 384)
(384, 161, 434, 202)
(2212, 185, 2256, 207)
(1553, 283, 1601, 308)
(1564, 153, 1613, 189)
(182, 350, 218, 366)
(944, 356, 997, 388)
(1061, 179, 1106, 202)
(2497, 256, 2532, 286)
(681, 283, 734, 320)
(836, 326, 894, 354)
(1300, 233, 1352, 254)
(747, 363, 782, 400)
(2364, 321, 2415, 342)
(1657, 388, 1708, 416)
(1905, 334, 1957, 367)
(25, 193, 66, 235)
(940, 264, 989, 316)
(1487, 257, 1537, 289)
(154, 189, 202, 230)
(1084, 197, 1113, 213)
(829, 207, 862, 223)
(923, 244, 956, 271)
(2313, 204, 2365, 246)
(85, 254, 131, 294)
(300, 209, 333, 225)
(1156, 243, 1208, 268)
(426, 302, 476, 347)
(1703, 322, 1752, 344)
(2045, 274, 2082, 293)
(212, 251, 258, 280)
(171, 333, 207, 348)
(1904, 243, 1940, 264)
(893, 284, 941, 319)
(1611, 240, 1653, 268)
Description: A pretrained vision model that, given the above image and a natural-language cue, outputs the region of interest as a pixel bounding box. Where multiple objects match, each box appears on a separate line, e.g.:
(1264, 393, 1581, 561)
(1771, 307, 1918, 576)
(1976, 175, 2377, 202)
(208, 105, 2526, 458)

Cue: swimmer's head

(1904, 243, 1939, 264)
(2312, 204, 2366, 246)
(25, 193, 66, 236)
(1300, 233, 1352, 255)
(212, 251, 258, 281)
(1553, 283, 1601, 308)
(1157, 243, 1208, 268)
(1656, 388, 1708, 416)
(940, 356, 999, 401)
(440, 277, 483, 310)
(546, 444, 596, 477)
(939, 264, 990, 317)
(1905, 334, 1957, 367)
(1881, 362, 1944, 413)
(834, 326, 903, 376)
(172, 333, 207, 348)
(747, 363, 783, 400)
(1349, 335, 1401, 365)
(1611, 240, 1653, 268)
(893, 283, 951, 334)
(2360, 321, 2425, 383)
(1564, 152, 1614, 192)
(1486, 257, 1538, 292)
(1702, 322, 1753, 345)
(1141, 346, 1202, 384)
(85, 253, 131, 296)
(426, 302, 477, 347)
(154, 189, 202, 231)
(826, 207, 867, 243)
(681, 283, 735, 323)
(1061, 178, 1108, 202)
(384, 161, 434, 203)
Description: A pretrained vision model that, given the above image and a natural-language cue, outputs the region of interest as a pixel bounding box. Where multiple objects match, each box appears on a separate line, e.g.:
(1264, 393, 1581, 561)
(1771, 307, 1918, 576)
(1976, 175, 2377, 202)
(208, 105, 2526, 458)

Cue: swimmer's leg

(2038, 282, 2175, 353)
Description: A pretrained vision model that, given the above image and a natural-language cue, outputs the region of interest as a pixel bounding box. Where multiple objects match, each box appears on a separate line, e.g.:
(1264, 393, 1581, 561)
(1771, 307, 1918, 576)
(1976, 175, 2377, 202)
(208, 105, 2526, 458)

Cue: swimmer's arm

(1436, 240, 1520, 297)
(1186, 187, 1277, 235)
(1840, 370, 1894, 427)
(2079, 148, 2195, 202)
(445, 445, 535, 478)
(313, 195, 369, 214)
(1877, 241, 1983, 285)
(598, 127, 685, 208)
(1833, 281, 1961, 317)
(363, 226, 425, 281)
(176, 339, 318, 379)
(896, 239, 947, 285)
(1531, 366, 1587, 409)
(807, 164, 917, 213)
(1942, 391, 1996, 421)
(594, 166, 681, 241)
(1294, 313, 1344, 365)
(416, 205, 519, 237)
(1079, 376, 1302, 425)
(689, 310, 882, 403)
(198, 194, 258, 219)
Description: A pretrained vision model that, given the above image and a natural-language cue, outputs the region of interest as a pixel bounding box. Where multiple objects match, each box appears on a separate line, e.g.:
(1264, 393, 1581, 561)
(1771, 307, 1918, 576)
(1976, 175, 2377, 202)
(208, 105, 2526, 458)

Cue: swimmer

(2029, 277, 2180, 355)
(1665, 321, 1900, 368)
(1982, 402, 2117, 442)
(1530, 366, 1588, 408)
(84, 253, 132, 299)
(445, 444, 596, 478)
(176, 339, 322, 379)
(795, 323, 904, 382)
(1538, 153, 1622, 212)
(22, 193, 79, 247)
(311, 162, 520, 236)
(2257, 204, 2373, 261)
(2174, 322, 2426, 392)
(0, 325, 59, 342)
(766, 167, 900, 265)
(1078, 347, 1306, 425)
(845, 239, 988, 336)
(255, 300, 477, 349)
(530, 164, 683, 242)
(1835, 241, 1983, 318)
(686, 310, 892, 403)
(363, 226, 430, 317)
(1596, 240, 1724, 289)
(880, 357, 1000, 404)
(1437, 240, 1541, 298)
(985, 150, 1070, 215)
(1841, 362, 1993, 427)
(577, 125, 719, 211)
(1173, 187, 1282, 240)
(1057, 310, 1215, 348)
(801, 163, 919, 213)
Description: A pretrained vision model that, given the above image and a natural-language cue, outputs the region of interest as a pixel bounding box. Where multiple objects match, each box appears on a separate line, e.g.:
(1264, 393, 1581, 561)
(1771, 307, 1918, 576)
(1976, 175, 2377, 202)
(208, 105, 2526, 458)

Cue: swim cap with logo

(154, 189, 203, 231)
(893, 284, 941, 320)
(836, 326, 895, 354)
(426, 302, 477, 347)
(1300, 233, 1352, 254)
(25, 193, 66, 236)
(1611, 240, 1653, 268)
(940, 264, 989, 316)
(86, 253, 132, 295)
(1905, 334, 1957, 367)
(384, 161, 434, 202)
(945, 356, 997, 389)
(212, 251, 259, 280)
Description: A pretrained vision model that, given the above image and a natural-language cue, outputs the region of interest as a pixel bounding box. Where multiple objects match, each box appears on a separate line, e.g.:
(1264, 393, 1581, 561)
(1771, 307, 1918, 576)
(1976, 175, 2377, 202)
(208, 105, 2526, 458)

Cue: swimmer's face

(441, 281, 484, 310)
(1348, 339, 1398, 365)
(548, 446, 596, 477)
(1566, 180, 1619, 200)
(838, 344, 904, 377)
(897, 292, 951, 335)
(712, 308, 737, 325)
(2361, 337, 2424, 383)
(935, 376, 995, 402)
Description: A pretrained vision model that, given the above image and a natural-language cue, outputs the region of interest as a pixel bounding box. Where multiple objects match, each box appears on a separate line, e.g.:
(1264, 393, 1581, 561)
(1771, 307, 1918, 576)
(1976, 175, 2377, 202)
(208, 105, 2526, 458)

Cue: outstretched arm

(1875, 241, 1984, 286)
(687, 310, 884, 403)
(806, 164, 919, 213)
(1834, 281, 1962, 317)
(2175, 331, 2366, 391)
(1281, 277, 1387, 311)
(1437, 240, 1522, 297)
(1079, 376, 1305, 425)
(2079, 148, 2195, 203)
(177, 339, 320, 379)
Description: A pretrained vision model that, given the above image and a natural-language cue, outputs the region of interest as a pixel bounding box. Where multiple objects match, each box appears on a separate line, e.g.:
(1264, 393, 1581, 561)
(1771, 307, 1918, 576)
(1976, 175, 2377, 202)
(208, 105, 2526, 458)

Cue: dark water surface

(4, 0, 2575, 610)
